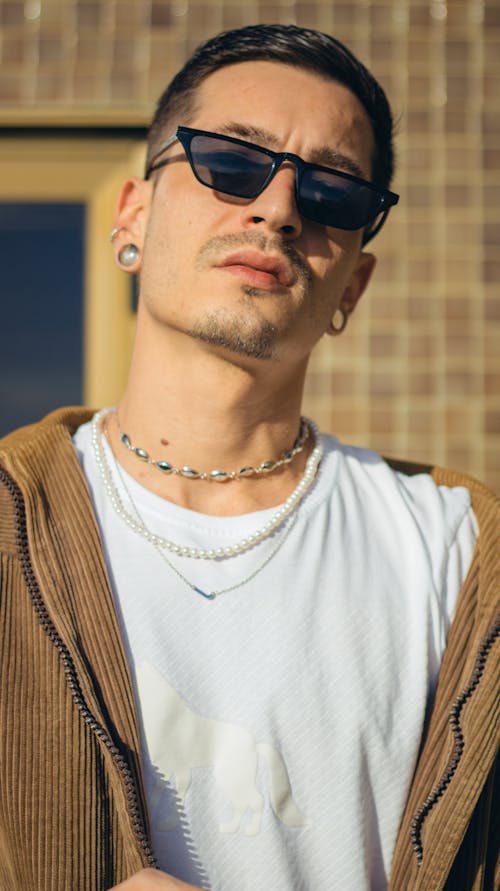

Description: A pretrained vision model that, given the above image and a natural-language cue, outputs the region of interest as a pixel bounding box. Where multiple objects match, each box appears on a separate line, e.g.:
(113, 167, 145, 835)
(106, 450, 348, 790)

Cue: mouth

(215, 250, 295, 289)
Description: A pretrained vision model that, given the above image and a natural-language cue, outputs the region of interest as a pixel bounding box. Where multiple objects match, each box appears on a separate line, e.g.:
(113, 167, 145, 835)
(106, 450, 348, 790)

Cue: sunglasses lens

(299, 169, 383, 229)
(181, 131, 391, 232)
(189, 135, 272, 198)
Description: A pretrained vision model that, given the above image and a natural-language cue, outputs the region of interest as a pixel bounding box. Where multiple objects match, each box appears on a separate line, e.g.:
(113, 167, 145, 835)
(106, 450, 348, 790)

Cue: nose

(241, 163, 302, 239)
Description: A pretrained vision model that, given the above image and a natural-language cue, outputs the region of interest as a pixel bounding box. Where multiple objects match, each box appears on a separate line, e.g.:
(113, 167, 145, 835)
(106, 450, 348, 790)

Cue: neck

(110, 318, 313, 515)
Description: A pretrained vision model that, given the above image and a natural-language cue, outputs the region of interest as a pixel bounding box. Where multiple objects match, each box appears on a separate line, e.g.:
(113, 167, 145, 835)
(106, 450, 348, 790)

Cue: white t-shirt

(74, 420, 477, 891)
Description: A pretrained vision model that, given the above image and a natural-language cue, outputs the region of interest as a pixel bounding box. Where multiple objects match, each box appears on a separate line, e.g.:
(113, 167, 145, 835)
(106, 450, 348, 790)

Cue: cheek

(308, 241, 347, 292)
(305, 242, 359, 320)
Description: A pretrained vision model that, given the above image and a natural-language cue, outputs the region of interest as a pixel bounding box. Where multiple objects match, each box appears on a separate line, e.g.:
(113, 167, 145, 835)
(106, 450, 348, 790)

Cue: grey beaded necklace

(91, 408, 323, 562)
(116, 412, 310, 481)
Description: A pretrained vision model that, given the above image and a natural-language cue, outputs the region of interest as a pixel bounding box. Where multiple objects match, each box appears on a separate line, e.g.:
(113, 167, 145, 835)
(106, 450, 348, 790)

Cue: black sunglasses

(146, 126, 399, 244)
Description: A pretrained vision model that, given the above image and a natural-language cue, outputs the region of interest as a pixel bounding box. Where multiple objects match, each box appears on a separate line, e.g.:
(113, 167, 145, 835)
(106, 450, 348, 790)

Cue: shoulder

(327, 434, 497, 521)
(384, 455, 499, 548)
(0, 406, 94, 457)
(0, 407, 95, 553)
(324, 436, 480, 538)
(322, 437, 498, 596)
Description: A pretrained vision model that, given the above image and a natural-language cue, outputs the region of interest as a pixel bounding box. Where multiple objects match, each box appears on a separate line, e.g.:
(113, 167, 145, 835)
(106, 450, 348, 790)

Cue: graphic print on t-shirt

(74, 420, 478, 889)
(137, 662, 305, 836)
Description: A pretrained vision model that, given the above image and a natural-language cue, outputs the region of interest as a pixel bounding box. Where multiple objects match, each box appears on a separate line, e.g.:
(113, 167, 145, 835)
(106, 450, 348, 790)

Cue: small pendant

(194, 586, 216, 601)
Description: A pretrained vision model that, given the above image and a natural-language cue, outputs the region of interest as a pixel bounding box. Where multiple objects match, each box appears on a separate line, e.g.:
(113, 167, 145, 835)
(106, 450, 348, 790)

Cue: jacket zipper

(0, 466, 158, 869)
(410, 612, 500, 865)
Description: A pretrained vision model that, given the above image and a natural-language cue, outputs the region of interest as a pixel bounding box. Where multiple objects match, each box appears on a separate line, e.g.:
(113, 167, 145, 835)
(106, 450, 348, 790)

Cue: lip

(215, 251, 295, 288)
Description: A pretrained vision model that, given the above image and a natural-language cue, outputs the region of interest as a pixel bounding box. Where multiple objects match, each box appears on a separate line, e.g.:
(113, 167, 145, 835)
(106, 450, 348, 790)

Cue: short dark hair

(147, 23, 395, 189)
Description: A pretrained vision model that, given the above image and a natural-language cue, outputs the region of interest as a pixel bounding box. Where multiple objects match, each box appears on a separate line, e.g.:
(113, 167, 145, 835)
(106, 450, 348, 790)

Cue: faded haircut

(146, 23, 395, 189)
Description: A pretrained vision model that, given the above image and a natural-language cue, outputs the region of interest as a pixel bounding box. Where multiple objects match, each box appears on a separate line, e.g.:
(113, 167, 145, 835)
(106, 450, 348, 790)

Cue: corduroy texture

(0, 408, 498, 890)
(2, 0, 499, 490)
(386, 463, 499, 891)
(0, 408, 154, 890)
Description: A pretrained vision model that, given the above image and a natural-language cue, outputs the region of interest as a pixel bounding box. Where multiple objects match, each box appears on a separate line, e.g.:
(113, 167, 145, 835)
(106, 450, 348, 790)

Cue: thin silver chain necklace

(91, 408, 323, 561)
(111, 449, 299, 600)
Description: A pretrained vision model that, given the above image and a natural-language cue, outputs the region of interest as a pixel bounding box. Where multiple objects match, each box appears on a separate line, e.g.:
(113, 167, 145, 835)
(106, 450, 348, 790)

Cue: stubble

(187, 231, 313, 360)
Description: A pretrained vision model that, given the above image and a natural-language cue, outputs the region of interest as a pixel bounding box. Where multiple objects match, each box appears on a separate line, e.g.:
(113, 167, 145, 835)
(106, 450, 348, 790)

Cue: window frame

(0, 127, 146, 408)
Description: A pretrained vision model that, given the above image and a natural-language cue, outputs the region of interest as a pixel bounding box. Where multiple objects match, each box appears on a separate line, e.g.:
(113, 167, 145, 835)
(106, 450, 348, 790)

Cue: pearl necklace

(91, 408, 323, 561)
(111, 449, 299, 600)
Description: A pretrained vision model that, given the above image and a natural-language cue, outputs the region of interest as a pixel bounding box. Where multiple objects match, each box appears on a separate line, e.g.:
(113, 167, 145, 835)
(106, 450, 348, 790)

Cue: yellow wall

(0, 137, 145, 406)
(0, 0, 498, 488)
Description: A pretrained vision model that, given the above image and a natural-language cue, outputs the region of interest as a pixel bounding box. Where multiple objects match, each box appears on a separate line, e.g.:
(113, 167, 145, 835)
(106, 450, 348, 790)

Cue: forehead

(188, 60, 375, 178)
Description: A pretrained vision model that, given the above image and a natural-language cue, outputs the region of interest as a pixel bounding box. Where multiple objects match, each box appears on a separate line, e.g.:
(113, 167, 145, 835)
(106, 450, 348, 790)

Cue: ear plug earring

(118, 244, 140, 267)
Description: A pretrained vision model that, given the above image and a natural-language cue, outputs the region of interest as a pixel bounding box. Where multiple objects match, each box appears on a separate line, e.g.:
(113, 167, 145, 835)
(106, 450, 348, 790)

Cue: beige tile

(0, 0, 497, 489)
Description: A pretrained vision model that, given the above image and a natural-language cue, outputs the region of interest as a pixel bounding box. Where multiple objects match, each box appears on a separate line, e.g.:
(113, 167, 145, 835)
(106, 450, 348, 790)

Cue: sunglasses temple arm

(145, 157, 173, 179)
(145, 133, 179, 179)
(361, 208, 390, 245)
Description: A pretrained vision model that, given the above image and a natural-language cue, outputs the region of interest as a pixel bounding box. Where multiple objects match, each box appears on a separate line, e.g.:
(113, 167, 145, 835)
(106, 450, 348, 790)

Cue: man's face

(131, 60, 376, 366)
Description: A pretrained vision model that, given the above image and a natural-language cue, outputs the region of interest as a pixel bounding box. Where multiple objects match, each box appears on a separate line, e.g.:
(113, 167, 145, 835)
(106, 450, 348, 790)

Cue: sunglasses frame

(146, 126, 399, 244)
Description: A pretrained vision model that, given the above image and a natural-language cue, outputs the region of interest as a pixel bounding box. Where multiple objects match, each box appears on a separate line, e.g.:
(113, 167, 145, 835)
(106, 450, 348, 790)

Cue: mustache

(196, 231, 313, 288)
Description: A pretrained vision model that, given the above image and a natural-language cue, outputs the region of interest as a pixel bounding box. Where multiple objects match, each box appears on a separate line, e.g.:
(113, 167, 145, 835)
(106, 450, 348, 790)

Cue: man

(0, 23, 497, 891)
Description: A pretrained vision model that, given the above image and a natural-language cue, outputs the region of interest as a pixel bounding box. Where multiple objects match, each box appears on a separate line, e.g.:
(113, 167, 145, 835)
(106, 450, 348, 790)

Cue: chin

(187, 313, 279, 361)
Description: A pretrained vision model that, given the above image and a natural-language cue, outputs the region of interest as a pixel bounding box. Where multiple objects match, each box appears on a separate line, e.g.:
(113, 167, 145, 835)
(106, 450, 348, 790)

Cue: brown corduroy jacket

(0, 407, 498, 891)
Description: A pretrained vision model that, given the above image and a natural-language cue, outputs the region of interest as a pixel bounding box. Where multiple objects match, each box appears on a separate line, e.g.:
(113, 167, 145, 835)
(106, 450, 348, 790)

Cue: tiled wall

(1, 0, 499, 489)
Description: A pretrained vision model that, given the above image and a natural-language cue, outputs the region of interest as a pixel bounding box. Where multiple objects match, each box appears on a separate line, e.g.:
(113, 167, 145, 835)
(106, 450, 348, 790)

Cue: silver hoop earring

(330, 308, 348, 335)
(109, 226, 125, 243)
(118, 244, 140, 267)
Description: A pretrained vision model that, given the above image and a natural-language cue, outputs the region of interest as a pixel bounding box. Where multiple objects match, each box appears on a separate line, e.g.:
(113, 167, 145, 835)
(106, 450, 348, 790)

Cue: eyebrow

(217, 121, 367, 180)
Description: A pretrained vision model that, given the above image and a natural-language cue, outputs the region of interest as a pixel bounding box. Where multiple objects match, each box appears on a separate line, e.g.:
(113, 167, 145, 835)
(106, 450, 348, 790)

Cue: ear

(326, 250, 376, 337)
(111, 177, 153, 273)
(340, 250, 376, 317)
